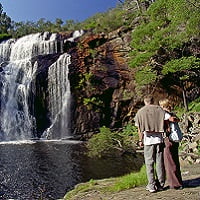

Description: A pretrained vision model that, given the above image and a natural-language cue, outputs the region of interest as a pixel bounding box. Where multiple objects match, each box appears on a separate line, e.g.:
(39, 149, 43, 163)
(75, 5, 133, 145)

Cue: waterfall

(45, 53, 71, 139)
(0, 32, 71, 141)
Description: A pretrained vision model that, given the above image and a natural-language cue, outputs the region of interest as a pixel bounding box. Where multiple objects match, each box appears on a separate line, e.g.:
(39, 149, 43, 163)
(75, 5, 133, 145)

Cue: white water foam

(0, 32, 71, 141)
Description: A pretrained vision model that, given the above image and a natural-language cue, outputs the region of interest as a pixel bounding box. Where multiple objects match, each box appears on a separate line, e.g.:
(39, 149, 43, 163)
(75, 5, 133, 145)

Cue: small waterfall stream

(0, 32, 71, 141)
(44, 53, 71, 139)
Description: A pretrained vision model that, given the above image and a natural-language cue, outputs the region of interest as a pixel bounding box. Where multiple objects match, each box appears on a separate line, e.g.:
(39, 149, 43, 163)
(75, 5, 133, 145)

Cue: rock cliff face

(67, 28, 134, 135)
(66, 29, 200, 135)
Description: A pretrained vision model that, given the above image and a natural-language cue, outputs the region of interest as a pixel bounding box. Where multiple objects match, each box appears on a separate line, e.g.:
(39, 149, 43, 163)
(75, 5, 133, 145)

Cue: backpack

(169, 122, 183, 142)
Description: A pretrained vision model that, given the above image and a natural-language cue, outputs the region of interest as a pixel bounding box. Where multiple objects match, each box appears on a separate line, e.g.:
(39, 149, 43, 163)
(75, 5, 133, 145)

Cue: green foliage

(83, 97, 103, 110)
(88, 49, 98, 58)
(135, 65, 157, 86)
(0, 33, 11, 41)
(129, 52, 154, 68)
(62, 19, 79, 31)
(76, 72, 93, 89)
(130, 0, 200, 68)
(83, 97, 97, 106)
(188, 97, 200, 112)
(130, 20, 164, 51)
(87, 126, 114, 158)
(129, 0, 199, 93)
(173, 105, 185, 118)
(162, 56, 200, 75)
(64, 179, 97, 200)
(84, 72, 93, 81)
(10, 21, 38, 38)
(9, 18, 66, 38)
(174, 97, 200, 116)
(0, 3, 11, 34)
(121, 123, 138, 138)
(76, 72, 104, 110)
(5, 3, 125, 38)
(121, 89, 135, 101)
(120, 123, 139, 146)
(108, 165, 147, 192)
(87, 125, 137, 158)
(78, 7, 125, 33)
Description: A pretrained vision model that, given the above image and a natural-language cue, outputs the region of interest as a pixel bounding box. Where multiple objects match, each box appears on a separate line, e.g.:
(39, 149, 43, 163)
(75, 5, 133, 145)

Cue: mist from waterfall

(0, 32, 71, 141)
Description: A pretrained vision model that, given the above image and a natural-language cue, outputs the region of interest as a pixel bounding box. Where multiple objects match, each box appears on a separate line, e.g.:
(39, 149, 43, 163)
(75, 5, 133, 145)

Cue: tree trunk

(182, 85, 188, 112)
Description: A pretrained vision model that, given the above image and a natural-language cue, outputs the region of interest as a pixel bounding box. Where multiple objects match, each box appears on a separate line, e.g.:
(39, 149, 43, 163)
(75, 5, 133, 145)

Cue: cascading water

(0, 32, 71, 141)
(44, 53, 71, 139)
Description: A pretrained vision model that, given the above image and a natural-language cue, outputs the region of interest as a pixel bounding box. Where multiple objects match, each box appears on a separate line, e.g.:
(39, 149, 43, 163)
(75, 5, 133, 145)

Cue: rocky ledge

(179, 112, 200, 164)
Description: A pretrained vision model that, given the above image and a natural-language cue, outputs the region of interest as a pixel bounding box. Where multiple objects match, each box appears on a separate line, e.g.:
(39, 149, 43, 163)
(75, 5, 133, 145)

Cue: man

(134, 95, 165, 193)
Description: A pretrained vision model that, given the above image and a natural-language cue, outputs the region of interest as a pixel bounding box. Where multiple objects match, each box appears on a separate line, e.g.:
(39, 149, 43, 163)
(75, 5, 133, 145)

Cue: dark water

(0, 140, 143, 200)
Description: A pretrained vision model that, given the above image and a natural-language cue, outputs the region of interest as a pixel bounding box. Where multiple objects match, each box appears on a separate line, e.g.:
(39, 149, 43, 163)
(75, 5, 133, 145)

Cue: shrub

(87, 126, 114, 158)
(87, 125, 137, 158)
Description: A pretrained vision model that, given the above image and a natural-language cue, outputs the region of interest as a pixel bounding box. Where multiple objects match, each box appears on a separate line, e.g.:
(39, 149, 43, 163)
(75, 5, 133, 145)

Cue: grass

(64, 165, 147, 200)
(107, 165, 147, 192)
(64, 179, 98, 200)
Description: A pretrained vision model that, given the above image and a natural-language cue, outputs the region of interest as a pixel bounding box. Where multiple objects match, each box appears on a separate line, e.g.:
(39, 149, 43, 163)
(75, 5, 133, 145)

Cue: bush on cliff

(87, 125, 138, 158)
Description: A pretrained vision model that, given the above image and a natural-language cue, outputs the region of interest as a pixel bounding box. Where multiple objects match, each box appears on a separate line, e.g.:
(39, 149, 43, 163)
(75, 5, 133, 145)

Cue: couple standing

(134, 95, 183, 193)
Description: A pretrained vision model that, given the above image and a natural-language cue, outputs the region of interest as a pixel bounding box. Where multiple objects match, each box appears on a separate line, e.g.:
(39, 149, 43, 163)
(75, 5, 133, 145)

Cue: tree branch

(186, 0, 200, 9)
(118, 0, 124, 4)
(112, 138, 123, 148)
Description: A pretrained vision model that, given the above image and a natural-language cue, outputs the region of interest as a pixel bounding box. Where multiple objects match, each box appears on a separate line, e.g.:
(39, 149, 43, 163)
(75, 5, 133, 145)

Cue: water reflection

(0, 140, 143, 199)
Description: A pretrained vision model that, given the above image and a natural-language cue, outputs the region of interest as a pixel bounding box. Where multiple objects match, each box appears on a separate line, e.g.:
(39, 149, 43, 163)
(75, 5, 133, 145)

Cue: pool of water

(0, 140, 143, 199)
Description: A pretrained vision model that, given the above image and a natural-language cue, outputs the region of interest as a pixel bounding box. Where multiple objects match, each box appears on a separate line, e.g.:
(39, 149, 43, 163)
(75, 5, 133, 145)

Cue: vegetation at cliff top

(0, 1, 126, 39)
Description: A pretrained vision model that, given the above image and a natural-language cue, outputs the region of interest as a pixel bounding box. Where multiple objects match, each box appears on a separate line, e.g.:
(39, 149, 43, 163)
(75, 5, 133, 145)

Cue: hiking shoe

(146, 186, 157, 193)
(157, 186, 164, 191)
(170, 186, 183, 190)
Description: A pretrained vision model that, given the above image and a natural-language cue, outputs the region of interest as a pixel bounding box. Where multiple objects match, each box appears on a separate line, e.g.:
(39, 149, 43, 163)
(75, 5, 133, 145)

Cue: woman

(159, 99, 183, 190)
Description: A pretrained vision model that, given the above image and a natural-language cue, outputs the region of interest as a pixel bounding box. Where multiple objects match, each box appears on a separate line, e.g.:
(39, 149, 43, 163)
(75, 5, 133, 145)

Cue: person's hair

(159, 98, 171, 111)
(144, 95, 154, 105)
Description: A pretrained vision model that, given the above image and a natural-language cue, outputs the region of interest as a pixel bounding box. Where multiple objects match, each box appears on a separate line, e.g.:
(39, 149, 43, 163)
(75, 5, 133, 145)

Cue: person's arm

(164, 119, 170, 134)
(164, 112, 171, 133)
(169, 116, 180, 122)
(138, 127, 144, 147)
(134, 113, 143, 147)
